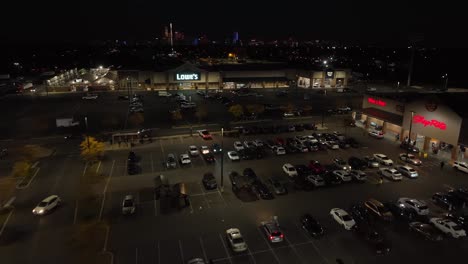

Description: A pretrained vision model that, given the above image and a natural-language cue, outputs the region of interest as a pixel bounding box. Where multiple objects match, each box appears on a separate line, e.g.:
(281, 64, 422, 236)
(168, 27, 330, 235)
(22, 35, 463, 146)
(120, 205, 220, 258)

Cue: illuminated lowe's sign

(367, 97, 386, 107)
(175, 73, 201, 81)
(413, 115, 447, 130)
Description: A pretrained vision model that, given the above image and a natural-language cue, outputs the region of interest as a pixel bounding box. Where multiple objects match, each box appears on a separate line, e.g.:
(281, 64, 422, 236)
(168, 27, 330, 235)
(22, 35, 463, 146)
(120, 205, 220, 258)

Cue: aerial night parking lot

(2, 3, 468, 263)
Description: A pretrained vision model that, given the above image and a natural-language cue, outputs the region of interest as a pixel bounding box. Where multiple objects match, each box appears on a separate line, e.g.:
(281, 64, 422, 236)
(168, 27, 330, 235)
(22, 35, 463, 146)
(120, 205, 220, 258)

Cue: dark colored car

(293, 175, 314, 191)
(267, 177, 287, 195)
(243, 168, 257, 182)
(202, 172, 217, 190)
(127, 163, 138, 175)
(295, 164, 312, 177)
(346, 138, 360, 148)
(448, 188, 468, 204)
(432, 192, 465, 211)
(300, 214, 324, 237)
(252, 180, 274, 200)
(211, 143, 222, 153)
(348, 157, 368, 170)
(275, 137, 285, 146)
(294, 124, 305, 131)
(400, 142, 419, 153)
(239, 150, 255, 160)
(349, 203, 373, 225)
(446, 212, 468, 230)
(308, 160, 326, 175)
(304, 123, 317, 130)
(384, 202, 425, 226)
(118, 95, 129, 100)
(338, 141, 350, 149)
(203, 153, 216, 163)
(322, 172, 342, 185)
(276, 91, 288, 97)
(285, 145, 299, 154)
(409, 222, 443, 241)
(128, 151, 137, 163)
(354, 224, 391, 255)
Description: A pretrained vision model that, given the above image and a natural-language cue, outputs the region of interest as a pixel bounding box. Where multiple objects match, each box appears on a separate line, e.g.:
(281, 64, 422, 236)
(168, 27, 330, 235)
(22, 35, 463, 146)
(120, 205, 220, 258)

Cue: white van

(158, 91, 172, 97)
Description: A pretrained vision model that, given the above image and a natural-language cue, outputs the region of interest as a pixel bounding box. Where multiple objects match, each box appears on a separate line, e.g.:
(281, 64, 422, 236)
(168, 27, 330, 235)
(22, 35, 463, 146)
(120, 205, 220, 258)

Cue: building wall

(223, 70, 286, 78)
(402, 100, 462, 146)
(362, 95, 404, 116)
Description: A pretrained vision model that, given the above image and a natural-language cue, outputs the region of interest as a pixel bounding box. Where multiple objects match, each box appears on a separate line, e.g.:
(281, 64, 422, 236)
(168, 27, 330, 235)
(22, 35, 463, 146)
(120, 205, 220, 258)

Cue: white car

(283, 112, 294, 117)
(180, 154, 191, 165)
(399, 153, 422, 166)
(227, 151, 240, 161)
(201, 146, 210, 155)
(180, 102, 196, 109)
(332, 170, 352, 182)
(453, 161, 468, 174)
(396, 165, 419, 178)
(122, 195, 136, 215)
(326, 141, 339, 150)
(282, 163, 298, 177)
(397, 198, 429, 215)
(307, 174, 325, 187)
(373, 154, 394, 166)
(233, 141, 244, 151)
(32, 195, 61, 215)
(379, 168, 403, 181)
(189, 145, 199, 156)
(253, 139, 264, 147)
(272, 146, 286, 155)
(243, 141, 255, 149)
(82, 93, 98, 100)
(349, 170, 367, 182)
(430, 217, 466, 238)
(330, 208, 356, 230)
(226, 228, 248, 252)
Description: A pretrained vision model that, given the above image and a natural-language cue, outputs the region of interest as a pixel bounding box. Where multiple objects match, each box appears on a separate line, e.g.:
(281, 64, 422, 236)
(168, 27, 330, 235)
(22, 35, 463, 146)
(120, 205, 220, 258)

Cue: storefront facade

(355, 94, 467, 161)
(297, 69, 350, 89)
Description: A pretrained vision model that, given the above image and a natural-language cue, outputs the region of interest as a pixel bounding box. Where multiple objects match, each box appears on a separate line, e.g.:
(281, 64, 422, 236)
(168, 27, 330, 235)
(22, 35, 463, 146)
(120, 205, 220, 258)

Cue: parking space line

(256, 228, 281, 264)
(218, 234, 234, 264)
(154, 191, 158, 216)
(99, 160, 115, 221)
(294, 223, 329, 264)
(198, 182, 211, 209)
(178, 240, 185, 264)
(247, 246, 257, 264)
(96, 161, 102, 173)
(199, 237, 209, 262)
(151, 153, 155, 172)
(188, 197, 194, 213)
(285, 237, 306, 264)
(217, 188, 228, 207)
(73, 200, 78, 224)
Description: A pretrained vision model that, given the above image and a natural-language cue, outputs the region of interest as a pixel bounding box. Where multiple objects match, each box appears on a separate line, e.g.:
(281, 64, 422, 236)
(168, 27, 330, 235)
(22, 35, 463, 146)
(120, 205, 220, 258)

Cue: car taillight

(269, 236, 273, 240)
(280, 234, 284, 238)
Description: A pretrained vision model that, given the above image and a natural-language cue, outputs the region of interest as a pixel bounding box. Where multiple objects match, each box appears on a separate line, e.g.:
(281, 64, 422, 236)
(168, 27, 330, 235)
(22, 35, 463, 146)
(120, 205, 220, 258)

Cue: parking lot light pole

(220, 128, 224, 192)
(407, 111, 415, 157)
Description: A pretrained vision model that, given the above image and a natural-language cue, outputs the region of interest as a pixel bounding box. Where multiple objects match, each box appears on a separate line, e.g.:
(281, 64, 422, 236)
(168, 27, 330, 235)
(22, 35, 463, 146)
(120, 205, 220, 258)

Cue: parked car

(332, 170, 352, 182)
(453, 161, 468, 174)
(252, 180, 274, 200)
(330, 208, 356, 230)
(211, 143, 222, 153)
(400, 142, 420, 153)
(128, 151, 137, 163)
(122, 195, 136, 215)
(198, 130, 212, 140)
(333, 158, 351, 171)
(234, 141, 244, 151)
(32, 195, 61, 215)
(409, 222, 443, 241)
(261, 220, 284, 243)
(308, 160, 326, 175)
(379, 168, 403, 181)
(82, 93, 98, 100)
(364, 198, 394, 221)
(166, 154, 177, 168)
(397, 198, 429, 215)
(396, 165, 419, 178)
(189, 145, 200, 156)
(243, 168, 257, 182)
(432, 192, 465, 211)
(325, 141, 340, 150)
(445, 212, 468, 230)
(349, 170, 367, 182)
(226, 228, 248, 252)
(322, 172, 342, 185)
(200, 146, 210, 155)
(202, 172, 217, 190)
(368, 130, 384, 139)
(267, 177, 287, 195)
(203, 153, 215, 163)
(307, 174, 325, 187)
(282, 163, 298, 177)
(373, 154, 393, 166)
(227, 151, 240, 161)
(399, 153, 422, 166)
(272, 146, 286, 155)
(363, 156, 379, 168)
(300, 214, 324, 237)
(180, 154, 191, 165)
(348, 157, 368, 170)
(430, 217, 466, 238)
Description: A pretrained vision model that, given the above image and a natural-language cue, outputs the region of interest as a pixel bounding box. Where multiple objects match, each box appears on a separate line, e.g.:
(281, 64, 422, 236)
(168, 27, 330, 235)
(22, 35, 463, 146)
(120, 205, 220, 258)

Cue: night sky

(1, 1, 466, 46)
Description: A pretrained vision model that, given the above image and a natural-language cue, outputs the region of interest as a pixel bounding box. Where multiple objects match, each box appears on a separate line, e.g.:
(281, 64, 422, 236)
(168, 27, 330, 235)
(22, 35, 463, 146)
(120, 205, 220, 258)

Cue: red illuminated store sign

(368, 97, 386, 107)
(413, 115, 447, 130)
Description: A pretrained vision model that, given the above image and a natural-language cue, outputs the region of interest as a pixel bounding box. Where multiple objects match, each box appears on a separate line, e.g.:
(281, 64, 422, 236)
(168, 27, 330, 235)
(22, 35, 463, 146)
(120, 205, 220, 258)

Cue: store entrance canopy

(362, 107, 403, 126)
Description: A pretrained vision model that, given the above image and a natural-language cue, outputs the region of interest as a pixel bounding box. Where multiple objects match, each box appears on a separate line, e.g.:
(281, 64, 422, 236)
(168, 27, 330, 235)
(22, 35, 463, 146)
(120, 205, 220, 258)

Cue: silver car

(396, 165, 419, 178)
(122, 195, 136, 215)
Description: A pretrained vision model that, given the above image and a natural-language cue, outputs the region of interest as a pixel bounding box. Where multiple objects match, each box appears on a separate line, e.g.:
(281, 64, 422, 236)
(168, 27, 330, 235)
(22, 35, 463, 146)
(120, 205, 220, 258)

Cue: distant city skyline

(1, 1, 465, 47)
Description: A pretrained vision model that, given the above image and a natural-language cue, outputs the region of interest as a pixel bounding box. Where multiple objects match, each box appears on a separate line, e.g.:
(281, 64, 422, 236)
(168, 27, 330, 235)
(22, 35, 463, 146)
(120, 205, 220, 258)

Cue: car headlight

(39, 209, 44, 214)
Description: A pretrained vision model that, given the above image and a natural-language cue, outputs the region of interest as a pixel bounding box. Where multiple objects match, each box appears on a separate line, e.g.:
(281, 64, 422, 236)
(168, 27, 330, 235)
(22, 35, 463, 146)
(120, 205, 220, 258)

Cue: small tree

(195, 105, 208, 123)
(171, 109, 183, 121)
(80, 136, 105, 163)
(228, 104, 244, 120)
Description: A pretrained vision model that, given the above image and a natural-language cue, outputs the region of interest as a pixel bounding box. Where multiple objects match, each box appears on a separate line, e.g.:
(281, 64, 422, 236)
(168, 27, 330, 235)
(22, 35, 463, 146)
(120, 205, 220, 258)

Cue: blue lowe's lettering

(176, 73, 200, 81)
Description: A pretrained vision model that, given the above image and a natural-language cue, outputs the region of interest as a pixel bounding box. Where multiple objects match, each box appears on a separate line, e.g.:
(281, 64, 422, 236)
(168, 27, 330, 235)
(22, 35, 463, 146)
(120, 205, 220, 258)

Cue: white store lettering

(176, 73, 199, 80)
